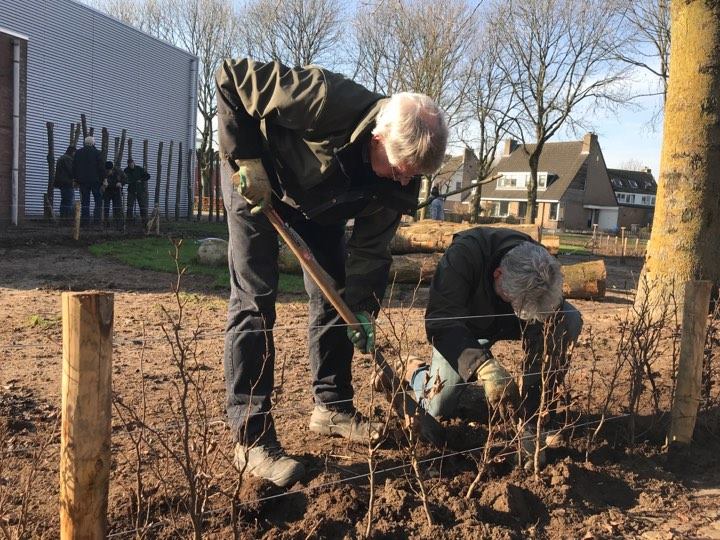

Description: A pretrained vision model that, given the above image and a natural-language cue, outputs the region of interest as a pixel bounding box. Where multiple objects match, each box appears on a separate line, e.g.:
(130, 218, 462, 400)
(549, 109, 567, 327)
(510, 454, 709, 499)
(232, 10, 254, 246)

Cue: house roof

(483, 140, 587, 201)
(607, 168, 657, 195)
(433, 155, 464, 188)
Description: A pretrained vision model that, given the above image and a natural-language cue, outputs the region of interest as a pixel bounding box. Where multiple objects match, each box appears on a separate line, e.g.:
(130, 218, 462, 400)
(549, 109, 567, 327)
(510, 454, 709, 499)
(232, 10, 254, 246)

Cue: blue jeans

(59, 187, 75, 220)
(79, 184, 102, 226)
(411, 301, 583, 420)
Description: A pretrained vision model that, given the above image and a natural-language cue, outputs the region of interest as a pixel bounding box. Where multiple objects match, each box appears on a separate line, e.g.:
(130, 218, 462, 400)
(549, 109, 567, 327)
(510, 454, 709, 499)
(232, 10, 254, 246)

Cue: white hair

(498, 242, 563, 321)
(372, 92, 448, 174)
(84, 136, 95, 146)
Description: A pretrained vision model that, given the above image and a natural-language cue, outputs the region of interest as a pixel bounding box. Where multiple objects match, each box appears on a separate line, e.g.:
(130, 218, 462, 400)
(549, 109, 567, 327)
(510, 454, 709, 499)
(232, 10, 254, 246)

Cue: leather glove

(347, 311, 375, 354)
(232, 158, 271, 215)
(475, 357, 519, 407)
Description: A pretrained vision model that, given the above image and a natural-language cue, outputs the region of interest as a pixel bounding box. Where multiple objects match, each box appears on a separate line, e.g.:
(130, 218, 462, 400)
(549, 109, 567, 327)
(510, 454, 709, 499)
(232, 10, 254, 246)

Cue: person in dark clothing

(216, 57, 448, 487)
(73, 136, 105, 226)
(103, 161, 126, 229)
(428, 185, 445, 220)
(409, 227, 582, 468)
(54, 146, 76, 221)
(124, 158, 150, 226)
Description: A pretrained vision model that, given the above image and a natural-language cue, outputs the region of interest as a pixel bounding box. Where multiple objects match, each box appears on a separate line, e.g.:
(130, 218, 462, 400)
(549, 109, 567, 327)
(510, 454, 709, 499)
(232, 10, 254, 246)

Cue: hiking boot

(309, 405, 384, 443)
(233, 442, 305, 488)
(518, 423, 547, 471)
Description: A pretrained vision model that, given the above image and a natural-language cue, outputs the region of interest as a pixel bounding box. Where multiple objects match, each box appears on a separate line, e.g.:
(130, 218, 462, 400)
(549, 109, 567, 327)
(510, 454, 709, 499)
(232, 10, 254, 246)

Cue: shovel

(263, 207, 446, 447)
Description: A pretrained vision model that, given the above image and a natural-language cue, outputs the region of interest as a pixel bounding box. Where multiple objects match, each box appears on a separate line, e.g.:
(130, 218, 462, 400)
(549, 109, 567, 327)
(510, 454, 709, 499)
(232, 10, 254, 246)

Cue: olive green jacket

(216, 58, 420, 313)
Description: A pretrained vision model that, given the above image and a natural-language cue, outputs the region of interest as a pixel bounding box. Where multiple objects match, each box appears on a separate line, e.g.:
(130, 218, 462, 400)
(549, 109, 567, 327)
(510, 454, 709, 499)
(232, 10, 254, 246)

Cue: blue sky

(591, 93, 663, 174)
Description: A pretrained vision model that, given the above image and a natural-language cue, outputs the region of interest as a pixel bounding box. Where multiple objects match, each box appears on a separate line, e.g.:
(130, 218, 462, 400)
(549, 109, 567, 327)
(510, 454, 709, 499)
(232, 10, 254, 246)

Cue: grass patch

(89, 237, 305, 293)
(27, 314, 61, 329)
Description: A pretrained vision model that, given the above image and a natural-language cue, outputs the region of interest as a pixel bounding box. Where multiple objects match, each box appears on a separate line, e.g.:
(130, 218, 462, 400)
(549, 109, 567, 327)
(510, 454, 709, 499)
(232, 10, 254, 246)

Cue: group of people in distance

(216, 57, 583, 488)
(53, 136, 150, 228)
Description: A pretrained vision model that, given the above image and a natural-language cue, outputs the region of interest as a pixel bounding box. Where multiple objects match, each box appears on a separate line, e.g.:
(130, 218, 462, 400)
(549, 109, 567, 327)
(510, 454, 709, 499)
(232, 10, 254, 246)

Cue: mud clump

(549, 461, 636, 512)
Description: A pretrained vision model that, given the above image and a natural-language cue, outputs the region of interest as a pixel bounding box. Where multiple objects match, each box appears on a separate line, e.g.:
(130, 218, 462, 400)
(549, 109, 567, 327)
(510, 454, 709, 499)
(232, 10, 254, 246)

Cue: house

(607, 168, 657, 230)
(481, 133, 620, 231)
(431, 147, 479, 214)
(0, 0, 198, 225)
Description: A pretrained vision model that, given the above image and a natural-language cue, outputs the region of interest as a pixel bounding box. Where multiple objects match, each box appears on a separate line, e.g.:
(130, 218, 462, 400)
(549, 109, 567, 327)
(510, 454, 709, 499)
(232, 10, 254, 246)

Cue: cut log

(390, 221, 541, 254)
(389, 253, 443, 284)
(561, 259, 606, 300)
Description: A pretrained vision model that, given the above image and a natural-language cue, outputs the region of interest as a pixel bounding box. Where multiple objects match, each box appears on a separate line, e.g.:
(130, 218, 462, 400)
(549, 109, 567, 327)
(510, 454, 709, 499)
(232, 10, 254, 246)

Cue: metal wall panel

(0, 0, 197, 217)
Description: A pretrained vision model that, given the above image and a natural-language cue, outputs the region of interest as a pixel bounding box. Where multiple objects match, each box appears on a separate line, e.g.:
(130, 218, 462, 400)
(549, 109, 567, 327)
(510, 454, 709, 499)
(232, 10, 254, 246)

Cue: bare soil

(0, 231, 719, 539)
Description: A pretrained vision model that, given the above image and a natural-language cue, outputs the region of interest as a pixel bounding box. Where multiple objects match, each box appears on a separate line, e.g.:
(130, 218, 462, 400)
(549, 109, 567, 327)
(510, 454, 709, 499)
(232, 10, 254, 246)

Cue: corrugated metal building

(0, 0, 197, 224)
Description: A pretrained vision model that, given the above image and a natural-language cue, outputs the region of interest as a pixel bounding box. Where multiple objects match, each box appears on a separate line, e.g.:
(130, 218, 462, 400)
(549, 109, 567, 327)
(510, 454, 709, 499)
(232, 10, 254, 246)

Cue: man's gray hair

(372, 92, 448, 174)
(498, 241, 563, 321)
(84, 136, 95, 146)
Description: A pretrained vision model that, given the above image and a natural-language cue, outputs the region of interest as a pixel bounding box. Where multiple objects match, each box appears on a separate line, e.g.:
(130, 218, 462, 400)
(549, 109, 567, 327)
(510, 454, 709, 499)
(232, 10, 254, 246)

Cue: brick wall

(0, 33, 27, 226)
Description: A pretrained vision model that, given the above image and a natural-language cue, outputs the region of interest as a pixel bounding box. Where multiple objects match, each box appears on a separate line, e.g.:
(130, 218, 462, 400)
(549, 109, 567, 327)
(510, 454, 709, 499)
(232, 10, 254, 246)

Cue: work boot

(233, 442, 305, 488)
(518, 422, 547, 471)
(309, 405, 383, 443)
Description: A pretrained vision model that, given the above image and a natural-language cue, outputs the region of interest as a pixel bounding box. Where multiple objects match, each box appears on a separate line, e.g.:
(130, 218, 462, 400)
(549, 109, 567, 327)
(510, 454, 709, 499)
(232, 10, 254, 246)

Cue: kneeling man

(412, 227, 582, 464)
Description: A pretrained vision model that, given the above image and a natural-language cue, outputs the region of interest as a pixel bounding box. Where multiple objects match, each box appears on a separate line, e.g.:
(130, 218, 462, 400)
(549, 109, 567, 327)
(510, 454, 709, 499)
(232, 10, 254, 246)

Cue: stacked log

(561, 259, 606, 300)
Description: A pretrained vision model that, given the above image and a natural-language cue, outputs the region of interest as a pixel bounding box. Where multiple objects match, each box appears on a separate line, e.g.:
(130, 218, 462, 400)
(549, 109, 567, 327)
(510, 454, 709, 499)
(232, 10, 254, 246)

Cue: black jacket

(425, 227, 536, 381)
(104, 167, 126, 196)
(74, 145, 104, 187)
(54, 153, 75, 189)
(216, 58, 422, 314)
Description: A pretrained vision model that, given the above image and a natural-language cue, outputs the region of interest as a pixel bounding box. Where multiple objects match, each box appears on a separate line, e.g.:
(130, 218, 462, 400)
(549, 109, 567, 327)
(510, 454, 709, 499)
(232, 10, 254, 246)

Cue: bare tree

(351, 0, 478, 129)
(240, 0, 344, 68)
(617, 0, 671, 103)
(492, 0, 630, 224)
(458, 34, 516, 223)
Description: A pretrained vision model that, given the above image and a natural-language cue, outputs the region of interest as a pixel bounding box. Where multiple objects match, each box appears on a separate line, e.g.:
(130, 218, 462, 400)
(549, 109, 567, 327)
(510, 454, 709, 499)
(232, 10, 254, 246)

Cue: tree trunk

(526, 151, 540, 224)
(390, 221, 541, 253)
(561, 259, 606, 300)
(637, 0, 720, 313)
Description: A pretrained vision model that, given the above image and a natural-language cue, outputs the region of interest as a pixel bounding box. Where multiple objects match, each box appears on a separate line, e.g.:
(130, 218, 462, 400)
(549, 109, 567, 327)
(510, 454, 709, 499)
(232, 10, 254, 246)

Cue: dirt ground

(1, 230, 719, 539)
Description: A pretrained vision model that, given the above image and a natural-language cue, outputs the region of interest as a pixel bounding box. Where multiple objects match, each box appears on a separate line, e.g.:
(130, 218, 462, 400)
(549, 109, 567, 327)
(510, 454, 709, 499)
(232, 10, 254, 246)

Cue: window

(455, 182, 462, 191)
(611, 178, 624, 188)
(627, 194, 635, 204)
(518, 202, 538, 219)
(650, 196, 656, 205)
(493, 201, 509, 217)
(550, 203, 562, 221)
(538, 173, 548, 190)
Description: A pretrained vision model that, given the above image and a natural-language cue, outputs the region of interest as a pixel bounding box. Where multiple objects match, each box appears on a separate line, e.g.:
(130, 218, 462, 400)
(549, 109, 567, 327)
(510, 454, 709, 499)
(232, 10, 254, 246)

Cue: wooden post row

(668, 280, 713, 447)
(60, 292, 113, 539)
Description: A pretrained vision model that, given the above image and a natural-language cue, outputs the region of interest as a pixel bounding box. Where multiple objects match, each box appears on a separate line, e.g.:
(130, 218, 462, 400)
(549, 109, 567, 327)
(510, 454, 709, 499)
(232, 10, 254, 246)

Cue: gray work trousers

(221, 161, 354, 445)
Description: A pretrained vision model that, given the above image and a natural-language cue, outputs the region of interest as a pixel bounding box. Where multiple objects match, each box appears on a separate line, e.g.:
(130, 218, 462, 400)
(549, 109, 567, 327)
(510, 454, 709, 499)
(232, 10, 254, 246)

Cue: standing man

(73, 136, 105, 227)
(124, 158, 150, 226)
(217, 58, 448, 487)
(54, 146, 76, 222)
(102, 161, 126, 229)
(410, 227, 582, 467)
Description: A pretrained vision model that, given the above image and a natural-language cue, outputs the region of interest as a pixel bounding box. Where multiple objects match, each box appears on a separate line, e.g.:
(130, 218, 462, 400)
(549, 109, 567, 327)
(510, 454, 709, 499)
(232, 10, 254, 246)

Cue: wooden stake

(635, 237, 640, 256)
(73, 201, 81, 241)
(186, 148, 193, 220)
(60, 292, 113, 539)
(208, 156, 214, 222)
(80, 113, 88, 140)
(69, 123, 75, 146)
(215, 154, 221, 222)
(46, 122, 55, 213)
(73, 124, 81, 147)
(196, 154, 203, 221)
(89, 126, 94, 137)
(142, 140, 148, 171)
(101, 128, 109, 163)
(165, 141, 173, 218)
(154, 142, 163, 209)
(113, 138, 119, 165)
(127, 138, 133, 163)
(668, 280, 713, 446)
(175, 141, 183, 220)
(115, 129, 127, 166)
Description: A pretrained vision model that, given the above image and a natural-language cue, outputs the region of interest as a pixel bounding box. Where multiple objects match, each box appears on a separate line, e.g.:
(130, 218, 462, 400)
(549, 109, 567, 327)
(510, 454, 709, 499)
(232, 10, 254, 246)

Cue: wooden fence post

(73, 201, 81, 241)
(165, 141, 173, 219)
(215, 154, 221, 222)
(186, 148, 193, 220)
(175, 141, 183, 221)
(101, 128, 109, 164)
(60, 292, 113, 539)
(46, 122, 55, 212)
(80, 114, 88, 140)
(667, 280, 713, 447)
(208, 155, 214, 222)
